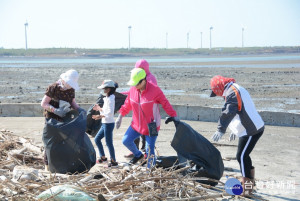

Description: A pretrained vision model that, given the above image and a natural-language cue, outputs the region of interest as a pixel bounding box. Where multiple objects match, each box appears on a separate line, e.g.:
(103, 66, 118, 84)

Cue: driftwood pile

(0, 129, 234, 201)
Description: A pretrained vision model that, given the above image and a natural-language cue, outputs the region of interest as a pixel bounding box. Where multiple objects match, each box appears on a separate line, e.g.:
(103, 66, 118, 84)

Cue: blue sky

(0, 0, 299, 49)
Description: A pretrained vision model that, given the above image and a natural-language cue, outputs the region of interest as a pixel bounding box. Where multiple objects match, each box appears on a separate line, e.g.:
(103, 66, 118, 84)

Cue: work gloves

(165, 116, 180, 126)
(211, 131, 225, 142)
(53, 100, 71, 117)
(229, 132, 236, 141)
(115, 114, 123, 129)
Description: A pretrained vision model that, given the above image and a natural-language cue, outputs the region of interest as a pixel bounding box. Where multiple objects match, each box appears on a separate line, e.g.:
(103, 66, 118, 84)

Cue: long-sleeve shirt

(218, 83, 264, 137)
(119, 82, 177, 135)
(101, 94, 115, 124)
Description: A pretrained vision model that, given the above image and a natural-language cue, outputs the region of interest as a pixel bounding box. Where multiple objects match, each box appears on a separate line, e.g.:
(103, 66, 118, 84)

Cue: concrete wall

(0, 103, 299, 127)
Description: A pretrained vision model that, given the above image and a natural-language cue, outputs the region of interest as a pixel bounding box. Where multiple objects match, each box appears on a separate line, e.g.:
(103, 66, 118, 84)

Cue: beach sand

(0, 117, 299, 200)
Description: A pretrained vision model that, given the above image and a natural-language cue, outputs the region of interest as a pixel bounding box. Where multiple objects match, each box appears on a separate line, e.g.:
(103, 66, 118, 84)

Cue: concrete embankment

(0, 103, 299, 127)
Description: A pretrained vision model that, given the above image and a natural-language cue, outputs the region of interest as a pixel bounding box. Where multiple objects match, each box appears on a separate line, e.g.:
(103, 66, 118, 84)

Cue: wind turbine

(200, 31, 203, 48)
(128, 26, 132, 51)
(186, 32, 190, 48)
(242, 27, 245, 48)
(24, 21, 28, 50)
(166, 32, 168, 49)
(209, 26, 213, 49)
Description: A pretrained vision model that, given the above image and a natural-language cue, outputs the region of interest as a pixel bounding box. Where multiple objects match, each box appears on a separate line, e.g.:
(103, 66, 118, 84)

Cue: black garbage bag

(156, 156, 179, 169)
(86, 92, 127, 137)
(43, 108, 96, 174)
(169, 119, 224, 186)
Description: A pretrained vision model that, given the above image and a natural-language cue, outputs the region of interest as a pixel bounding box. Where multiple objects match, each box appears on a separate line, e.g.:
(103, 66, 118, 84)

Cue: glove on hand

(53, 107, 69, 117)
(229, 132, 236, 141)
(53, 100, 71, 117)
(115, 114, 123, 129)
(59, 100, 71, 109)
(165, 116, 180, 127)
(211, 131, 225, 142)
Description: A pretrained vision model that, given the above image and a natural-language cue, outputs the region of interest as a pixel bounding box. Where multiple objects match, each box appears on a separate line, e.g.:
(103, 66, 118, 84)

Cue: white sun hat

(60, 69, 80, 91)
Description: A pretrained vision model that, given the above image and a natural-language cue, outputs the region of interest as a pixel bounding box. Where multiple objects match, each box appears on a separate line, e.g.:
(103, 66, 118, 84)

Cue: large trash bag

(43, 108, 96, 174)
(86, 92, 127, 137)
(170, 120, 224, 186)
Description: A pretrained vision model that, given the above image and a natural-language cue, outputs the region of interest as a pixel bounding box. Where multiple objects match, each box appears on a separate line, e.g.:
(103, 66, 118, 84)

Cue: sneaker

(124, 152, 134, 158)
(129, 154, 144, 165)
(97, 156, 107, 164)
(108, 160, 118, 167)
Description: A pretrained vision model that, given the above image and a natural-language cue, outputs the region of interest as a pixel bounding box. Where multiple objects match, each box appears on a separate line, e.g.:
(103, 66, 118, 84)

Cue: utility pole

(24, 21, 28, 50)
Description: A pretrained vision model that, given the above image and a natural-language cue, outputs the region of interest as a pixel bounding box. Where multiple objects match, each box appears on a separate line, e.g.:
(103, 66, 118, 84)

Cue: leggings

(236, 130, 263, 178)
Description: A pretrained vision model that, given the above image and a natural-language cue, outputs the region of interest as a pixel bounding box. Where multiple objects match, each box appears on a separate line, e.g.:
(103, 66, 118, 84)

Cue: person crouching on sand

(210, 75, 264, 197)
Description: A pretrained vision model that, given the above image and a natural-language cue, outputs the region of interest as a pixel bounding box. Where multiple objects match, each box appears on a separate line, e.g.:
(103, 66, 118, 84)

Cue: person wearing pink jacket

(123, 59, 161, 158)
(116, 68, 178, 167)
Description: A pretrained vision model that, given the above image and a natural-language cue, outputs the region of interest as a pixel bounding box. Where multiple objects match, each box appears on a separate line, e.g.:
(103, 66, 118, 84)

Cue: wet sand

(0, 60, 300, 113)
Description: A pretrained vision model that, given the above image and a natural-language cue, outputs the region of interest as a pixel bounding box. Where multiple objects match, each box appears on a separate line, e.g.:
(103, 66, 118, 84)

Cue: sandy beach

(0, 58, 300, 113)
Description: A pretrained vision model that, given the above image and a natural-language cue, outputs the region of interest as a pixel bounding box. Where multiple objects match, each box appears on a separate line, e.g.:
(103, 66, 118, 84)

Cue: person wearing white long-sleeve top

(92, 80, 119, 167)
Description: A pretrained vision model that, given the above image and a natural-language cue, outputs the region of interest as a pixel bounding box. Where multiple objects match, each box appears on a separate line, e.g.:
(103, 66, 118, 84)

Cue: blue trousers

(94, 123, 116, 161)
(122, 126, 157, 168)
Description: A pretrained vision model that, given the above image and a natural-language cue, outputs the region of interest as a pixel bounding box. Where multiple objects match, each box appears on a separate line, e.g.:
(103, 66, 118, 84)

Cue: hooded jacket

(121, 60, 157, 93)
(218, 83, 264, 137)
(119, 81, 177, 135)
(122, 60, 161, 126)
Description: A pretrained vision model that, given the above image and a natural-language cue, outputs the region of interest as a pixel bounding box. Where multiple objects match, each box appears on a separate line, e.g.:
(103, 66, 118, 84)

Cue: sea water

(0, 55, 300, 68)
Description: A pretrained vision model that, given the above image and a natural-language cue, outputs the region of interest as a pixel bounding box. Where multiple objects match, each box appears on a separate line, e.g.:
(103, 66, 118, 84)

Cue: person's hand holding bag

(53, 100, 71, 117)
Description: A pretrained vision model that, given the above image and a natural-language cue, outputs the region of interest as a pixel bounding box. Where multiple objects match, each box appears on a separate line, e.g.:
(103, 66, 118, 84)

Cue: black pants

(236, 130, 263, 178)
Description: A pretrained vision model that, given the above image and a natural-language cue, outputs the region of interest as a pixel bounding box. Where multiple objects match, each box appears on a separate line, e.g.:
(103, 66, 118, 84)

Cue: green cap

(127, 68, 146, 86)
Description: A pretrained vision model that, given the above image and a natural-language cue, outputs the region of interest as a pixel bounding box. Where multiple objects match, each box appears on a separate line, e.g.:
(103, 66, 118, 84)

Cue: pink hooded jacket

(135, 59, 157, 85)
(119, 81, 177, 135)
(122, 59, 162, 126)
(121, 59, 157, 95)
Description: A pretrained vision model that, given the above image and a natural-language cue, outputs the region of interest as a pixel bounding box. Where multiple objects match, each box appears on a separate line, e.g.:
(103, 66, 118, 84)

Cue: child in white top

(92, 80, 118, 167)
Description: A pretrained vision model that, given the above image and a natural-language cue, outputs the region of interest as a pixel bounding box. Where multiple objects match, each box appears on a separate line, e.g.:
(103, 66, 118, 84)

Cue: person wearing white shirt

(92, 80, 119, 167)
